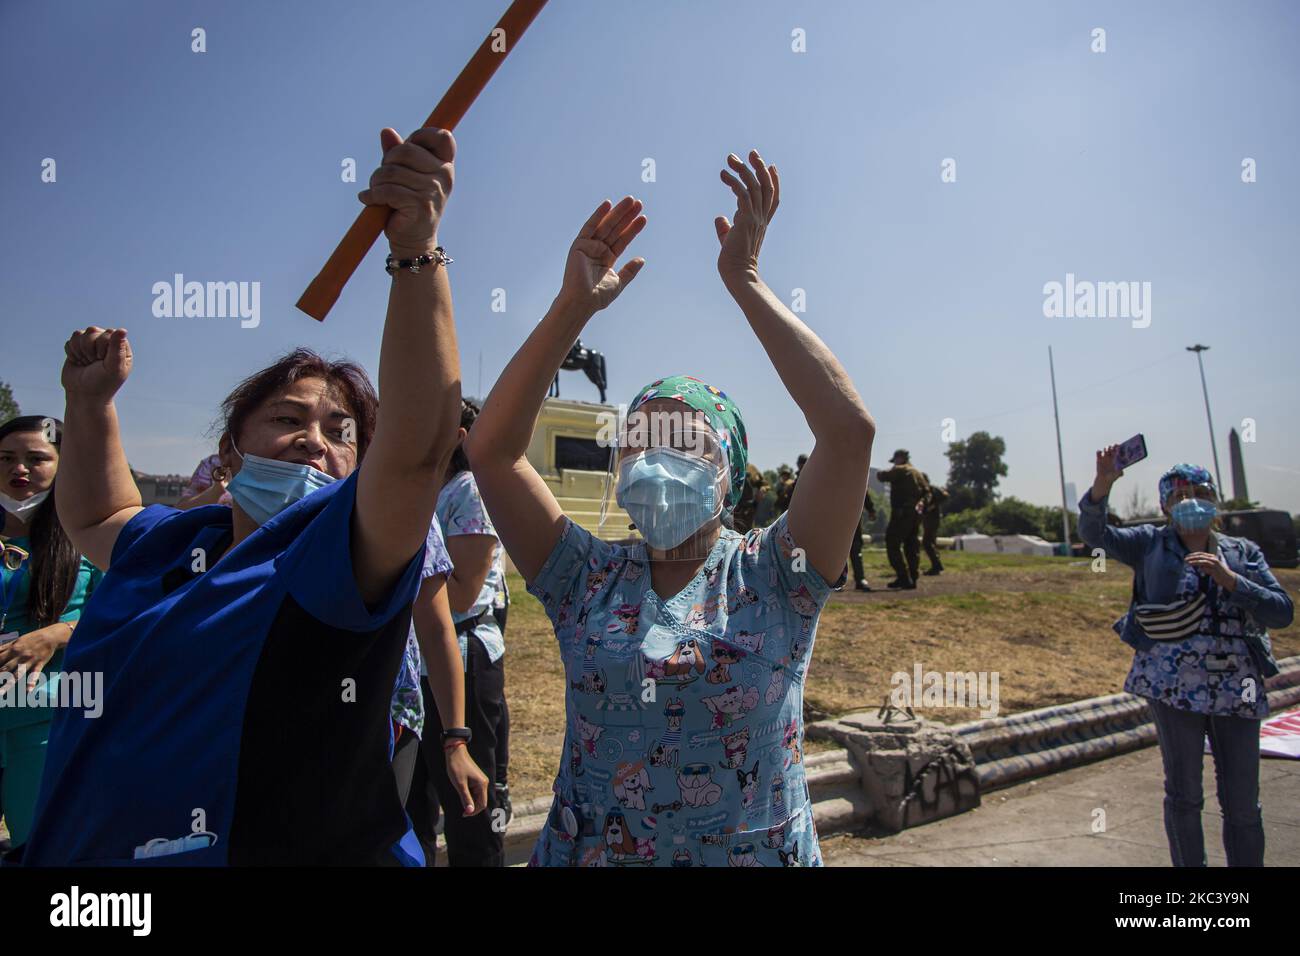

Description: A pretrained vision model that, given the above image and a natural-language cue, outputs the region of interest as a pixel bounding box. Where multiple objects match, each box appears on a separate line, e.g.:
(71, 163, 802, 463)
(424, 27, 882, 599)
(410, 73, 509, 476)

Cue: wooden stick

(297, 0, 549, 321)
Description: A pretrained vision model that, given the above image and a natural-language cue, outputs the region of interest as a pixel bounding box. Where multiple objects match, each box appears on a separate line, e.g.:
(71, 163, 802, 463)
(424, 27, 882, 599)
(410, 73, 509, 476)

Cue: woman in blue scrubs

(22, 126, 467, 866)
(0, 416, 102, 854)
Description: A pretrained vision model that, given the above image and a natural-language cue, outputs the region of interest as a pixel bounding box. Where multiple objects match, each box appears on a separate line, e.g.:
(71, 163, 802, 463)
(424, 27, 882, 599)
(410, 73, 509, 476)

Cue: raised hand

(62, 327, 133, 403)
(716, 149, 780, 283)
(359, 127, 455, 256)
(1092, 445, 1123, 499)
(558, 197, 647, 313)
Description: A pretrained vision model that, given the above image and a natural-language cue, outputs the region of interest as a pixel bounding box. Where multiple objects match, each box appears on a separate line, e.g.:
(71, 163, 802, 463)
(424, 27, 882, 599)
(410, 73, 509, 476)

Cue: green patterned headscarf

(627, 375, 748, 511)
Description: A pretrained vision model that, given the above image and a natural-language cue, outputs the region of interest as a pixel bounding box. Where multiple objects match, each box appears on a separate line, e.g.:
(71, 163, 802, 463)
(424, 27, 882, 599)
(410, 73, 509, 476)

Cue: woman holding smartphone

(1079, 451, 1292, 867)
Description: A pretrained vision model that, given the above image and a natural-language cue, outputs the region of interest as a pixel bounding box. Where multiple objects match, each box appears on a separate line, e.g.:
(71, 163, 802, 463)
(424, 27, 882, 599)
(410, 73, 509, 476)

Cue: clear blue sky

(4, 0, 1298, 514)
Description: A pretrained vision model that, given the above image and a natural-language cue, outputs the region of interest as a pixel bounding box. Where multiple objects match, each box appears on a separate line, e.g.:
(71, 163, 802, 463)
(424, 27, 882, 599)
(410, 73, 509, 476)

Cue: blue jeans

(1147, 700, 1265, 866)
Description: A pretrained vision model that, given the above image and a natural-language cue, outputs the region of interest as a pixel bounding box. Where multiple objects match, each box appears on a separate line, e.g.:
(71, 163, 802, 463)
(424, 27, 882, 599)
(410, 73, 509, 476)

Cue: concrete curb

(951, 656, 1300, 792)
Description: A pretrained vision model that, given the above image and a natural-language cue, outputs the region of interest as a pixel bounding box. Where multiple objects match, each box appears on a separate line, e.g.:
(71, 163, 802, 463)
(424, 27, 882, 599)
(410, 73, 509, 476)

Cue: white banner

(1203, 707, 1300, 759)
(1260, 709, 1300, 759)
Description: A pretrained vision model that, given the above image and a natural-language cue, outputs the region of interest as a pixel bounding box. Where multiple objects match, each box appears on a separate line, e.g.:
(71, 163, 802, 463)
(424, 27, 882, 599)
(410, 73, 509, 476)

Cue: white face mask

(0, 488, 51, 522)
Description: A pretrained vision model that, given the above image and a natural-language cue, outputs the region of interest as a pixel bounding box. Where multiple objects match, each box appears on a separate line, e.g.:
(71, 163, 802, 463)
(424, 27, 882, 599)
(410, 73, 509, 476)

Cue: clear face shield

(599, 404, 730, 559)
(1163, 480, 1216, 506)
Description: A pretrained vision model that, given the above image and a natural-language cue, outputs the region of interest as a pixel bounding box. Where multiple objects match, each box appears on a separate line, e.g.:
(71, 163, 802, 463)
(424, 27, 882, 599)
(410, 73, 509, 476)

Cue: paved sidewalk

(823, 740, 1300, 866)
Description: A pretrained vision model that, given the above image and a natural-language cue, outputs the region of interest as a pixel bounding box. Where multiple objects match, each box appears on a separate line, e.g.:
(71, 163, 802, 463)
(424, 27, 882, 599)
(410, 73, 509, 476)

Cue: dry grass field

(502, 551, 1300, 802)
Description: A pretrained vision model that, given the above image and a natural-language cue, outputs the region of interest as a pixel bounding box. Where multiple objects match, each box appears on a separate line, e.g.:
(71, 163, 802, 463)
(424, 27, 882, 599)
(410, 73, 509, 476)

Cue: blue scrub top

(22, 471, 427, 866)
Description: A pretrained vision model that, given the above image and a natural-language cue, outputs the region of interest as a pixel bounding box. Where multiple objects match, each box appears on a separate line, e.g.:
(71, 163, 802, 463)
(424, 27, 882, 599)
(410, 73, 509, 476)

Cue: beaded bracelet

(385, 246, 453, 275)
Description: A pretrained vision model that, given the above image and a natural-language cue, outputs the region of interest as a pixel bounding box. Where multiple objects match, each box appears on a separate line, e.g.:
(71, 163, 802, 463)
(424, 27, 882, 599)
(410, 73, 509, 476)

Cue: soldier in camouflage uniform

(877, 449, 931, 589)
(848, 490, 878, 591)
(920, 472, 948, 575)
(773, 464, 796, 517)
(732, 462, 769, 533)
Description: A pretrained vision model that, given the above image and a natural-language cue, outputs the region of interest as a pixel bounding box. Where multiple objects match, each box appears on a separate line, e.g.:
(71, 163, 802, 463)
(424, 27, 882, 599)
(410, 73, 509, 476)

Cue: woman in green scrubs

(0, 415, 101, 853)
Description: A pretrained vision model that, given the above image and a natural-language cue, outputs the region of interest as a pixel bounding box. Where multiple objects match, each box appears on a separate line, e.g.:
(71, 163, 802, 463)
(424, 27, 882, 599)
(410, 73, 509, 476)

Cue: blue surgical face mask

(226, 440, 336, 526)
(616, 447, 721, 551)
(1170, 497, 1216, 532)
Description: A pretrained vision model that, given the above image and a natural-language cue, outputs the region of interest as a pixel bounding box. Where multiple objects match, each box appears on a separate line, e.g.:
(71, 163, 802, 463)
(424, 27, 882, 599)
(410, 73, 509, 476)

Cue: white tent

(952, 533, 1055, 557)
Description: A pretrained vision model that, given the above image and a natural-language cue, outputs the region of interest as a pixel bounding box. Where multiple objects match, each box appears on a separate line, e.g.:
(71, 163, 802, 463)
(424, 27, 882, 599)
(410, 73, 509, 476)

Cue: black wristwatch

(441, 726, 472, 745)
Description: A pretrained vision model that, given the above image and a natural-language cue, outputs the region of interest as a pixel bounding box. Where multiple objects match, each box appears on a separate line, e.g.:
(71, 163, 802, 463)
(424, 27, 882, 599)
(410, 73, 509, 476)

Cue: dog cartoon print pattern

(526, 512, 842, 867)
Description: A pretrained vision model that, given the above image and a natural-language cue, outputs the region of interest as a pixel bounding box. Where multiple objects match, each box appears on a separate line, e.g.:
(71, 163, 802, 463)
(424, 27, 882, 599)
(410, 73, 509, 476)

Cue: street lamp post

(1048, 346, 1071, 553)
(1186, 344, 1224, 493)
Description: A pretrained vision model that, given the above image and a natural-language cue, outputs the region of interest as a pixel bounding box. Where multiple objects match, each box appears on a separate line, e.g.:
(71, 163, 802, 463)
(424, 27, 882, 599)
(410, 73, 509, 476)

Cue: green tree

(944, 431, 1007, 511)
(0, 381, 19, 424)
(865, 490, 887, 537)
(937, 499, 1079, 542)
(938, 506, 991, 537)
(985, 497, 1043, 535)
(1039, 506, 1079, 543)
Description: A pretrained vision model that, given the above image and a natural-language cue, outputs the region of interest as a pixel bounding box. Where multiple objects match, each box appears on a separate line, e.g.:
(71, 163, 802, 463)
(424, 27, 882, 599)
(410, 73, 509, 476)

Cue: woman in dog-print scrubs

(468, 150, 875, 866)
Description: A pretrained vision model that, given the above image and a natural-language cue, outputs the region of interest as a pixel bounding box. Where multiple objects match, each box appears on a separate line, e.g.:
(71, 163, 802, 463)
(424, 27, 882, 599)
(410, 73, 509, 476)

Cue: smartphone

(1115, 433, 1148, 470)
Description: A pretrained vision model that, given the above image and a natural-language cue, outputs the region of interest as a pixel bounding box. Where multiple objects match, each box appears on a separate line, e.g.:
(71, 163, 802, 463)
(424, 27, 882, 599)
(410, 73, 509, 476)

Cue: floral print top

(526, 512, 844, 867)
(183, 454, 233, 506)
(390, 518, 454, 737)
(433, 470, 506, 672)
(1124, 555, 1269, 719)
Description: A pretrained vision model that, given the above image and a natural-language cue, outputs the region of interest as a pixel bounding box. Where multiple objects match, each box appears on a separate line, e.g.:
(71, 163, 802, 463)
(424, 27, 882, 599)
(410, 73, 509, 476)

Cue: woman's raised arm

(57, 327, 144, 570)
(716, 150, 875, 583)
(466, 198, 646, 583)
(352, 127, 464, 604)
(1077, 445, 1151, 567)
